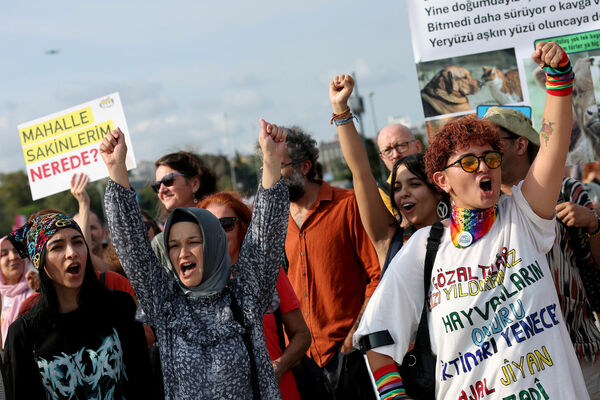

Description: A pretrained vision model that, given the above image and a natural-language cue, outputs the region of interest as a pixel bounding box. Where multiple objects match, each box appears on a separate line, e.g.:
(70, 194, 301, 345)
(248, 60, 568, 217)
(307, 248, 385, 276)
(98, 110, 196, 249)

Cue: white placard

(17, 93, 136, 200)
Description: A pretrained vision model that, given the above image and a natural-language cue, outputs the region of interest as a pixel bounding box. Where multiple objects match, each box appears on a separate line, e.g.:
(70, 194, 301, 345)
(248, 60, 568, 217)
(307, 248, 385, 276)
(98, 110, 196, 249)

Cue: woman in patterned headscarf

(3, 213, 151, 399)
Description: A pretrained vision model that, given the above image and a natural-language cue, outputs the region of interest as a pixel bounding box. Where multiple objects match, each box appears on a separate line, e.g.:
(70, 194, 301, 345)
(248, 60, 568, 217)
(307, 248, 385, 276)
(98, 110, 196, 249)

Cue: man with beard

(484, 106, 600, 397)
(282, 126, 380, 400)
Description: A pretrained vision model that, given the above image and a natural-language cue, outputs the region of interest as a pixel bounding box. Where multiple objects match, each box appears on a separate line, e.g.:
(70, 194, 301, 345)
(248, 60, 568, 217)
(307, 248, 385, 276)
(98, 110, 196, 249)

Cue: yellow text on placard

(24, 121, 113, 165)
(19, 107, 95, 147)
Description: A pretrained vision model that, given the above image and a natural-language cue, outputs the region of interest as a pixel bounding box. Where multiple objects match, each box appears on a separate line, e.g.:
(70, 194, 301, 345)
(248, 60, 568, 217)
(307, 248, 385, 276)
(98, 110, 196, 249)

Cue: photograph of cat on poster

(525, 51, 600, 165)
(417, 48, 523, 118)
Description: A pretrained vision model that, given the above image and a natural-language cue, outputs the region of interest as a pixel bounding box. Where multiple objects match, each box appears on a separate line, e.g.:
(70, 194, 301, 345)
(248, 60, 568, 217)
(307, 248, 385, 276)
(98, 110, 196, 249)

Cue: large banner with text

(407, 0, 600, 164)
(18, 93, 136, 200)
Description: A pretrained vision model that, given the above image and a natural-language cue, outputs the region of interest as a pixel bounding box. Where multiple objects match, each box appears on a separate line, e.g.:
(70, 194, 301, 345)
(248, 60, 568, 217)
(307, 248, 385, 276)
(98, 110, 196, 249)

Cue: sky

(0, 1, 424, 173)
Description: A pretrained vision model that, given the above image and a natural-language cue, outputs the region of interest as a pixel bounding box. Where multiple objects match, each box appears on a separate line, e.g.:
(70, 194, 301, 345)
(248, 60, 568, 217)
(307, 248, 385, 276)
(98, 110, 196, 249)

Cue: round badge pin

(457, 231, 473, 247)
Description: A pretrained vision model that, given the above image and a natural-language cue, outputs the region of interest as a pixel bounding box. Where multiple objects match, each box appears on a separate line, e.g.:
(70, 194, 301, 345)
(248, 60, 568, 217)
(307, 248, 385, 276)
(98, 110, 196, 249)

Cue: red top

(263, 268, 301, 400)
(285, 182, 381, 367)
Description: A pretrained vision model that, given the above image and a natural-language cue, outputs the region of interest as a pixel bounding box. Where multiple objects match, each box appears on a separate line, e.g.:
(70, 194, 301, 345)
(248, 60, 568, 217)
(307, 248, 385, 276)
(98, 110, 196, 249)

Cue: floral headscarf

(9, 213, 82, 270)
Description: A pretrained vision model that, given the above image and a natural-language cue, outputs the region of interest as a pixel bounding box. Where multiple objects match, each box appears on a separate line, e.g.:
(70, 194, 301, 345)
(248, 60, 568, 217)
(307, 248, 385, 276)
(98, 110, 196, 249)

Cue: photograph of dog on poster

(417, 48, 523, 118)
(525, 51, 600, 165)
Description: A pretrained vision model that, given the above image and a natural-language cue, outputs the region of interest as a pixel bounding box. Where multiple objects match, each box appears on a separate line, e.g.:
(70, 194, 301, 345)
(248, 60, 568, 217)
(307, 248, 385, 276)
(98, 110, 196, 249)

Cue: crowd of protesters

(0, 41, 598, 400)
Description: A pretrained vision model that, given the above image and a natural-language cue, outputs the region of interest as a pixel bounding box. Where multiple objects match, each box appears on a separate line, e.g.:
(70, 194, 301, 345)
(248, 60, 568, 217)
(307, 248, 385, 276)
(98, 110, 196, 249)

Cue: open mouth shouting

(179, 261, 198, 280)
(479, 177, 494, 196)
(402, 202, 416, 214)
(66, 262, 82, 278)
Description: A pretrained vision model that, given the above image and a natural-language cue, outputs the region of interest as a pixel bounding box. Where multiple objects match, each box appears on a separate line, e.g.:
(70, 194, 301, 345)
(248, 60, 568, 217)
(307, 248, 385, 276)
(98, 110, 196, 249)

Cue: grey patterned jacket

(105, 179, 288, 400)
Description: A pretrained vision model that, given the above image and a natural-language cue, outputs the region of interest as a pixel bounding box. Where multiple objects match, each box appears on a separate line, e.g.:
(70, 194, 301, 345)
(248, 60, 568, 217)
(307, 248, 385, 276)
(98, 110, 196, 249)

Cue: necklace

(450, 205, 498, 248)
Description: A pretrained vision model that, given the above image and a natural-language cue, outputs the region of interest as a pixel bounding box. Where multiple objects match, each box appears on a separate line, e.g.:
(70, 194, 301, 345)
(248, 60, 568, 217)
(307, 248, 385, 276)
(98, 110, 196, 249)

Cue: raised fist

(99, 127, 128, 170)
(531, 41, 567, 69)
(329, 74, 355, 113)
(258, 118, 287, 161)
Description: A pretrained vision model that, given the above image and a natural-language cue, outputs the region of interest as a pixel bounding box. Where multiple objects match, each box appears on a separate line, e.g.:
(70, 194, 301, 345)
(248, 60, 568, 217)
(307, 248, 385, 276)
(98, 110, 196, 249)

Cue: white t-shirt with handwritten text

(355, 182, 589, 400)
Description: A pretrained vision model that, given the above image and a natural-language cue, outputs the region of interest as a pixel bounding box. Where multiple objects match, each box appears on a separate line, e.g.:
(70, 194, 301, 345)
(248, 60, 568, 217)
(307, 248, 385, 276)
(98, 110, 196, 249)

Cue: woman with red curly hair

(200, 192, 311, 400)
(354, 42, 591, 399)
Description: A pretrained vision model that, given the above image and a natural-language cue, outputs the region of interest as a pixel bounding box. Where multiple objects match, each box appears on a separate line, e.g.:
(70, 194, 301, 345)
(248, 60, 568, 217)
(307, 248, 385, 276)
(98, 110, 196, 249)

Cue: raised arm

(523, 42, 574, 219)
(329, 75, 397, 264)
(70, 173, 110, 272)
(100, 128, 165, 322)
(231, 119, 289, 315)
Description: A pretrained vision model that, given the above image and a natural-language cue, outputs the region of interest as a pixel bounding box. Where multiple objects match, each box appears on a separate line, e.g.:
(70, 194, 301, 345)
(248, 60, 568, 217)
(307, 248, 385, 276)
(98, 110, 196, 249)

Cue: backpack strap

(423, 222, 443, 295)
(381, 227, 404, 278)
(414, 222, 444, 353)
(358, 330, 394, 353)
(228, 289, 261, 400)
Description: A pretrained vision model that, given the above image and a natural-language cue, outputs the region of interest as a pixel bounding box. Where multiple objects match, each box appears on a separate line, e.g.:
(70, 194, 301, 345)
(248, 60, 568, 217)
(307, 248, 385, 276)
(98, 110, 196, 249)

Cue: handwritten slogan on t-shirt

(427, 247, 560, 400)
(17, 93, 136, 200)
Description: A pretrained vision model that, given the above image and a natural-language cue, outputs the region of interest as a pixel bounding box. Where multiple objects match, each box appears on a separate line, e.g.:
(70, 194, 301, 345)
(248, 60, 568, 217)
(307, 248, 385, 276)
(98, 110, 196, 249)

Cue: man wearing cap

(484, 106, 600, 397)
(376, 124, 421, 216)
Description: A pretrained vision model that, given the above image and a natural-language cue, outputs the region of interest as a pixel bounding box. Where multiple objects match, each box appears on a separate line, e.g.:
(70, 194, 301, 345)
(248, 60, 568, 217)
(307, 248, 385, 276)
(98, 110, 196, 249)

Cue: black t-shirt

(2, 290, 152, 399)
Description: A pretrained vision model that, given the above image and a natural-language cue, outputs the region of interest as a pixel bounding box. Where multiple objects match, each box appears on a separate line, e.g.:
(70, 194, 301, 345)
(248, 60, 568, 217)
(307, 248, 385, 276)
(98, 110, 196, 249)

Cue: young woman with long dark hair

(3, 213, 151, 399)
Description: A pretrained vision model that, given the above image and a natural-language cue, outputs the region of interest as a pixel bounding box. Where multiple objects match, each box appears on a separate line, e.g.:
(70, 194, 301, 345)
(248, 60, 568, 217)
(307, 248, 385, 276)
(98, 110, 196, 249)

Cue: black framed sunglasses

(219, 217, 237, 232)
(151, 172, 188, 193)
(442, 151, 502, 173)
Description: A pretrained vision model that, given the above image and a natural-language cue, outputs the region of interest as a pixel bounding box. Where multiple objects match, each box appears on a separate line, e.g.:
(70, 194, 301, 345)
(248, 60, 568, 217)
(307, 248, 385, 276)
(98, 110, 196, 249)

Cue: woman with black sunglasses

(153, 151, 216, 216)
(354, 42, 591, 399)
(200, 192, 311, 400)
(101, 120, 289, 399)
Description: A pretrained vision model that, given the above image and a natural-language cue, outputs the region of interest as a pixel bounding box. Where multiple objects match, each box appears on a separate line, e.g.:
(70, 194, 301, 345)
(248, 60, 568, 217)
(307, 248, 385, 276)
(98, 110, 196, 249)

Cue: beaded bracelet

(330, 107, 352, 125)
(543, 50, 574, 96)
(330, 107, 358, 126)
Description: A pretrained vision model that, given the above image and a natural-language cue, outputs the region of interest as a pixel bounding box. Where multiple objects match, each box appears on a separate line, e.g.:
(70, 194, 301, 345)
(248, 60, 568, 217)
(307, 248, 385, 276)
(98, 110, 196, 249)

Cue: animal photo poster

(407, 0, 600, 163)
(418, 48, 521, 118)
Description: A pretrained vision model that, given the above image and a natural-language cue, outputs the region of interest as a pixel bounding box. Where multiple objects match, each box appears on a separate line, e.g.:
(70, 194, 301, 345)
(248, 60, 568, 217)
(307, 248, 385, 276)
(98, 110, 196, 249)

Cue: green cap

(483, 107, 540, 147)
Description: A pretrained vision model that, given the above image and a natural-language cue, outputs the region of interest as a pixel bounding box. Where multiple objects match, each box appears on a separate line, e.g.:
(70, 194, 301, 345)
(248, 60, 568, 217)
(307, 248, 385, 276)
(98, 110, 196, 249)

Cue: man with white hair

(376, 123, 421, 215)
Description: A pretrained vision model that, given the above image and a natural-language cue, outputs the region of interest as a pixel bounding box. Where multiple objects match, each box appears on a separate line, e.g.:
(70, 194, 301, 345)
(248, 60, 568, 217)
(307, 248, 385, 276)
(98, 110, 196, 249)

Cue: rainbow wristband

(544, 50, 574, 96)
(373, 364, 409, 399)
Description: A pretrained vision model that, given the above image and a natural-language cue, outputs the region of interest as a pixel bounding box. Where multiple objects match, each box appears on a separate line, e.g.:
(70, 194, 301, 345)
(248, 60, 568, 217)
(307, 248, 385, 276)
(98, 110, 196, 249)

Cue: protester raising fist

(99, 127, 129, 189)
(101, 121, 289, 399)
(329, 74, 355, 114)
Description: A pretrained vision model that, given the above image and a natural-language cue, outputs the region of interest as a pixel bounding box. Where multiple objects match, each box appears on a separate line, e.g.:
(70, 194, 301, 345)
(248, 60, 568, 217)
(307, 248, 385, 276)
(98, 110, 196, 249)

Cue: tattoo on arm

(540, 118, 555, 145)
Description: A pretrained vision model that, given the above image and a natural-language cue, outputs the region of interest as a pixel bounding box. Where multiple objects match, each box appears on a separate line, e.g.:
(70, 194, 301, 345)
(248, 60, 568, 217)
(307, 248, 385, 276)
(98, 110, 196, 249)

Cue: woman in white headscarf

(101, 119, 289, 400)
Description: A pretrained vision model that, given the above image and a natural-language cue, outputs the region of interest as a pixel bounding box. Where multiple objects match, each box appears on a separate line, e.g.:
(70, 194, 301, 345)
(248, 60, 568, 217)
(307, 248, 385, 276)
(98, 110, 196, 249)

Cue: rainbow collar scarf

(450, 205, 498, 248)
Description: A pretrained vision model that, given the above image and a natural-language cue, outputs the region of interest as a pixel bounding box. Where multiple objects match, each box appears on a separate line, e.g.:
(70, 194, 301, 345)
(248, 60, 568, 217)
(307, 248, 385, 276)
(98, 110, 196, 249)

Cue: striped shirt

(546, 177, 600, 361)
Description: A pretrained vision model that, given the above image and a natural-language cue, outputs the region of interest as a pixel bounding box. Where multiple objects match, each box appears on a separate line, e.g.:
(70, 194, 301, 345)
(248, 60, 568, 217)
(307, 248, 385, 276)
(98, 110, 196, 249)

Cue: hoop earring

(436, 200, 449, 219)
(193, 197, 199, 204)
